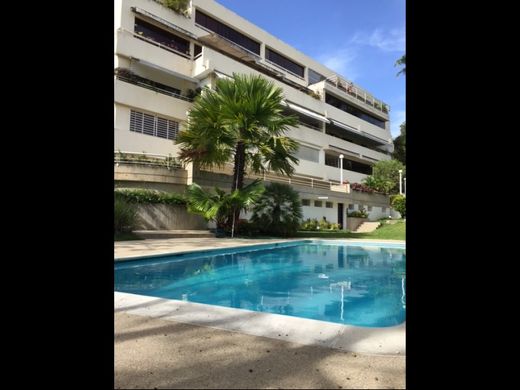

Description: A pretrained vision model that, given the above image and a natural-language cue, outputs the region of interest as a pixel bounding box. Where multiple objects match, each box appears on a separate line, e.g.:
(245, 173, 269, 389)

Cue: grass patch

(295, 220, 405, 240)
(114, 232, 142, 241)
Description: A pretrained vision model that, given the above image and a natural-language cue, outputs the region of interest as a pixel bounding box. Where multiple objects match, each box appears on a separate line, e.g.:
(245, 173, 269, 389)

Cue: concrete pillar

(260, 43, 266, 59)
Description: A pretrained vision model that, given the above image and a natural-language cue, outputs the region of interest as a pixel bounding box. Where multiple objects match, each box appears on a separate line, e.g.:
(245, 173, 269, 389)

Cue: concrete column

(260, 43, 266, 59)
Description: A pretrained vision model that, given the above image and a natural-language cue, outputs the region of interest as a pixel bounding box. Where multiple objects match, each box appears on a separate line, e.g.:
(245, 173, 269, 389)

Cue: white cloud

(390, 110, 406, 137)
(316, 48, 359, 81)
(351, 28, 405, 52)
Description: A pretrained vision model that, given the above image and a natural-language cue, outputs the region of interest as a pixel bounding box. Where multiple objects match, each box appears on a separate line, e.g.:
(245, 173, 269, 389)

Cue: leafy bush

(115, 188, 187, 205)
(363, 160, 405, 194)
(251, 183, 303, 237)
(235, 220, 261, 237)
(329, 223, 341, 230)
(390, 194, 406, 217)
(162, 0, 190, 16)
(348, 209, 368, 218)
(300, 218, 319, 231)
(350, 182, 374, 193)
(318, 217, 331, 230)
(114, 197, 138, 233)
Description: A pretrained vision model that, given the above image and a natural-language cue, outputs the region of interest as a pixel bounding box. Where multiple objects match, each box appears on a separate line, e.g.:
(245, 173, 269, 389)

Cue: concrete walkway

(115, 312, 405, 389)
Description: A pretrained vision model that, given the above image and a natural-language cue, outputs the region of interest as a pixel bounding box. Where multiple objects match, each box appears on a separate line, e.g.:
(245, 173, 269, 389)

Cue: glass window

(295, 144, 320, 162)
(348, 204, 354, 210)
(308, 69, 326, 84)
(302, 199, 310, 206)
(325, 93, 386, 129)
(134, 18, 190, 55)
(194, 44, 202, 57)
(314, 201, 323, 207)
(367, 206, 373, 211)
(266, 48, 304, 78)
(195, 10, 260, 54)
(326, 202, 333, 208)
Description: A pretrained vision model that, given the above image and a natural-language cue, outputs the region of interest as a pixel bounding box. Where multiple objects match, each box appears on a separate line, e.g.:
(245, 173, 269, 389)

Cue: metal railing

(116, 74, 193, 102)
(118, 27, 192, 60)
(114, 151, 184, 170)
(323, 75, 389, 114)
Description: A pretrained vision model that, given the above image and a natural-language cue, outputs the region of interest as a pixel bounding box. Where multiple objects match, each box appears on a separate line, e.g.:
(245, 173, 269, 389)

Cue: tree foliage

(396, 54, 406, 76)
(363, 160, 405, 194)
(176, 73, 299, 193)
(251, 183, 303, 237)
(186, 180, 265, 231)
(392, 121, 406, 164)
(391, 194, 406, 217)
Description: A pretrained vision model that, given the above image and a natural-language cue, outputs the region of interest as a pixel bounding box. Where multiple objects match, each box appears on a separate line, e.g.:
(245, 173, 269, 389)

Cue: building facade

(114, 0, 399, 229)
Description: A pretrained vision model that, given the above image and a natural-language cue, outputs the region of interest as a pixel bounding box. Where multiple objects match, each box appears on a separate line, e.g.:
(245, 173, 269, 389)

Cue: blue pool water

(115, 241, 406, 327)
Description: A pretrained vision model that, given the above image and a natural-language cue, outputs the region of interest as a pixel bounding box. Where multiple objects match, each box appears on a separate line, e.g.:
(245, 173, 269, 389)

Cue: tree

(177, 73, 299, 192)
(392, 121, 406, 164)
(186, 179, 265, 236)
(363, 160, 405, 194)
(251, 182, 303, 237)
(395, 55, 406, 76)
(390, 194, 406, 218)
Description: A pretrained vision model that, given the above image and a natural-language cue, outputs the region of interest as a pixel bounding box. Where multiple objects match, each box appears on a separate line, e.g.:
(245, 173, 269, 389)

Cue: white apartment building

(114, 0, 399, 229)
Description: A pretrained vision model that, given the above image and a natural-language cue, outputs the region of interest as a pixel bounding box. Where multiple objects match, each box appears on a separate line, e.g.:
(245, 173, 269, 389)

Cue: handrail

(116, 75, 193, 102)
(114, 151, 183, 169)
(118, 27, 191, 60)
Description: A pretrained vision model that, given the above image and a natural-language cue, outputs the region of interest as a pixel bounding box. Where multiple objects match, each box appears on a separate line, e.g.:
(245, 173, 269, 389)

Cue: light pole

(339, 154, 344, 184)
(398, 169, 403, 195)
(403, 177, 406, 196)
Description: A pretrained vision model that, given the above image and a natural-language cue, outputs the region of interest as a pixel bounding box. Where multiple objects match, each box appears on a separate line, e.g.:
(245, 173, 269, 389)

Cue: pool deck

(115, 237, 406, 389)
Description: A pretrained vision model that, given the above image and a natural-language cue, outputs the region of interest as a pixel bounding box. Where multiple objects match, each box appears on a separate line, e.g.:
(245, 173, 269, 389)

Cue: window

(324, 154, 372, 175)
(194, 44, 202, 57)
(266, 48, 305, 78)
(134, 18, 190, 56)
(348, 204, 354, 210)
(326, 202, 333, 208)
(302, 199, 310, 206)
(314, 201, 323, 207)
(308, 69, 326, 84)
(295, 144, 320, 162)
(382, 207, 387, 213)
(367, 206, 373, 211)
(325, 93, 386, 129)
(195, 10, 260, 54)
(130, 110, 179, 140)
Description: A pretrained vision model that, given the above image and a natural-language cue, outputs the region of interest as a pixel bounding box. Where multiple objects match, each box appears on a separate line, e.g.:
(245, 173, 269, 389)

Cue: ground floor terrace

(115, 237, 405, 389)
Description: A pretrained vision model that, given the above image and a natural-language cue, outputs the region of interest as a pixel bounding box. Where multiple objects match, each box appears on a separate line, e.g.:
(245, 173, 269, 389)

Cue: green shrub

(318, 217, 331, 230)
(114, 197, 138, 233)
(390, 194, 406, 217)
(329, 223, 341, 230)
(115, 188, 187, 205)
(251, 183, 303, 237)
(348, 209, 368, 218)
(300, 218, 319, 231)
(162, 0, 190, 15)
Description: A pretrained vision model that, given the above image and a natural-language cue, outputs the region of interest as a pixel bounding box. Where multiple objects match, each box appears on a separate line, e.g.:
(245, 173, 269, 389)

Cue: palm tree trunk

(229, 141, 246, 234)
(232, 141, 246, 191)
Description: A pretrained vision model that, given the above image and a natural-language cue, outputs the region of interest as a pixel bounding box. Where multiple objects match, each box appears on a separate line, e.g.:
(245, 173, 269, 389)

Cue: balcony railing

(323, 75, 389, 114)
(114, 151, 184, 170)
(116, 74, 193, 102)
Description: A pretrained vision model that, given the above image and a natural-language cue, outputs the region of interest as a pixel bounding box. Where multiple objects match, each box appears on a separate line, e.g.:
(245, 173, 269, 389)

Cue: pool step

(353, 222, 381, 233)
(133, 230, 216, 239)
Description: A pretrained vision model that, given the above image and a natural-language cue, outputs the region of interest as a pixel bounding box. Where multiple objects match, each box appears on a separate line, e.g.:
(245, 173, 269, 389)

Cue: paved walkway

(115, 312, 405, 389)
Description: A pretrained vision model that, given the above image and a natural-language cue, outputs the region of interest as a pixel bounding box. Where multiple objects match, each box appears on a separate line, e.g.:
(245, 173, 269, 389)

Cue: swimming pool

(114, 240, 405, 327)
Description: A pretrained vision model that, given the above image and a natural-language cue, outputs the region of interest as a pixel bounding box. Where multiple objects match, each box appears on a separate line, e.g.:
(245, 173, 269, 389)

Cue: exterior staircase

(133, 230, 216, 239)
(353, 222, 381, 233)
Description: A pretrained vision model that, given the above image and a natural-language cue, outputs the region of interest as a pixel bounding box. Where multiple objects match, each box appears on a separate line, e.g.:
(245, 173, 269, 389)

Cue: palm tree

(186, 179, 265, 237)
(251, 182, 303, 237)
(395, 55, 406, 76)
(176, 73, 300, 193)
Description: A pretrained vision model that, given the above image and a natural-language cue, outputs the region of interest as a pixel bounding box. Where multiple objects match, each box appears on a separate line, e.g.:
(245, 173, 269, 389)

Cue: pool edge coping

(115, 238, 405, 262)
(115, 291, 405, 356)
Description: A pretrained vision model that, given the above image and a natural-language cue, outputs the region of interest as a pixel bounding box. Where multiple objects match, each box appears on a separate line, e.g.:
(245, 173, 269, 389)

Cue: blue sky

(215, 0, 406, 137)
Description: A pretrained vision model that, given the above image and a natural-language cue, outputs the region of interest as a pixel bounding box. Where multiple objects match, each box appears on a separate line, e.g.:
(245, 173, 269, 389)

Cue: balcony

(310, 78, 389, 120)
(115, 72, 193, 102)
(115, 28, 193, 77)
